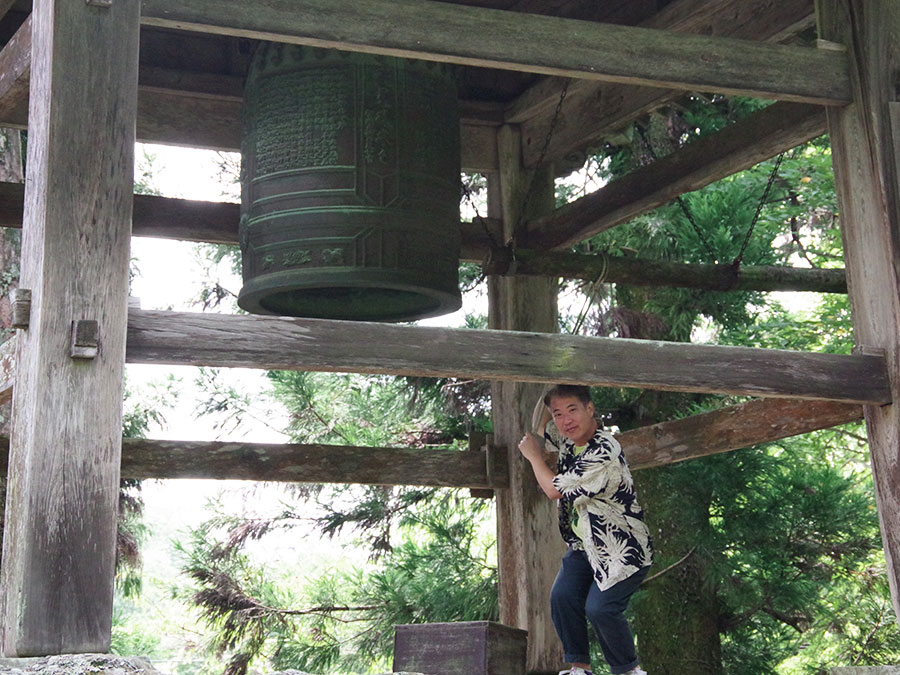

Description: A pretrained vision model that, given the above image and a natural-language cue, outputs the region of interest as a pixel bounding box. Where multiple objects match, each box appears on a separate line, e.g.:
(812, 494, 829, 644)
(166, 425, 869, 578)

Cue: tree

(178, 373, 496, 674)
(566, 97, 898, 674)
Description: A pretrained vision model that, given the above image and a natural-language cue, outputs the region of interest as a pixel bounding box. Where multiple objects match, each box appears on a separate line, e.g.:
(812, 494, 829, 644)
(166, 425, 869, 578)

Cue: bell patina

(238, 43, 462, 322)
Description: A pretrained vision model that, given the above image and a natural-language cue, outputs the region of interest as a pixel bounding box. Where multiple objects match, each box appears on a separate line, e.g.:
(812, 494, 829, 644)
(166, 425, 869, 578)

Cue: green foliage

(134, 147, 163, 196)
(179, 491, 497, 674)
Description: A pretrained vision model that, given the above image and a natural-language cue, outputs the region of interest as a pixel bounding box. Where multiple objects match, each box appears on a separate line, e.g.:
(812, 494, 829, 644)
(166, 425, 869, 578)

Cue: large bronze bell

(238, 44, 462, 322)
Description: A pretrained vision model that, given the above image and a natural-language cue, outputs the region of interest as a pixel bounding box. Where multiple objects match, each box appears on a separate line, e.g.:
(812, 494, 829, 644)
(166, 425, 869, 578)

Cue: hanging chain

(636, 125, 718, 262)
(512, 78, 571, 237)
(732, 152, 785, 268)
(461, 176, 500, 249)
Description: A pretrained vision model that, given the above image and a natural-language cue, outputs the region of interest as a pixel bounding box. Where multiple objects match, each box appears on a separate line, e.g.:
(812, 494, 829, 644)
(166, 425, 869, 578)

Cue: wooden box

(392, 621, 527, 675)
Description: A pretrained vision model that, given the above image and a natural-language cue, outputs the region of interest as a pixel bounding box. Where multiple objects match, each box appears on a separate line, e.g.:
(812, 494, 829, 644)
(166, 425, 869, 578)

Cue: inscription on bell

(253, 70, 350, 174)
(321, 248, 345, 265)
(239, 45, 462, 321)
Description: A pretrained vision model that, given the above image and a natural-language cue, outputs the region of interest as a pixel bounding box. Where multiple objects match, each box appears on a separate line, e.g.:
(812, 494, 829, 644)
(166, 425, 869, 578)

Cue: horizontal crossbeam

(139, 0, 850, 105)
(524, 102, 827, 250)
(124, 309, 891, 405)
(512, 0, 817, 167)
(618, 398, 863, 469)
(0, 398, 860, 485)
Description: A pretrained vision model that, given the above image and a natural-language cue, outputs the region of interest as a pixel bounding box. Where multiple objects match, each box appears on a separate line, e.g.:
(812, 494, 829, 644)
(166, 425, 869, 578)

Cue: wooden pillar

(817, 0, 900, 623)
(488, 125, 565, 674)
(0, 0, 140, 656)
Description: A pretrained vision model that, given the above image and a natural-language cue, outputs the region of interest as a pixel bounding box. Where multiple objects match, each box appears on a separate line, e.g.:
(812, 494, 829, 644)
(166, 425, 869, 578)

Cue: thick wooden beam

(124, 306, 888, 404)
(818, 0, 900, 627)
(523, 101, 827, 251)
(0, 27, 499, 170)
(140, 0, 850, 106)
(619, 398, 862, 470)
(0, 436, 505, 487)
(0, 399, 861, 484)
(487, 126, 563, 671)
(117, 440, 506, 487)
(0, 335, 13, 406)
(488, 248, 848, 294)
(512, 0, 816, 167)
(0, 0, 140, 657)
(0, 13, 29, 126)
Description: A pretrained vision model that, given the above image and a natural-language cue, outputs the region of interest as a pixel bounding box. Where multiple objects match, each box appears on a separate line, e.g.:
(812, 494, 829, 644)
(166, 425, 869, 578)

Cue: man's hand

(518, 431, 545, 463)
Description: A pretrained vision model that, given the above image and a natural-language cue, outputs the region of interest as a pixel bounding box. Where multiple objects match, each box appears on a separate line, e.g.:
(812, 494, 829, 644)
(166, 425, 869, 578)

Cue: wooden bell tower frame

(0, 0, 896, 672)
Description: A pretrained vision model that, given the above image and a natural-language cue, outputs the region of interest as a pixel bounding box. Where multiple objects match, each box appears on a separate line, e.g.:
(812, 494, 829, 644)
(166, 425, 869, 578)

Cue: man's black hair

(543, 384, 592, 407)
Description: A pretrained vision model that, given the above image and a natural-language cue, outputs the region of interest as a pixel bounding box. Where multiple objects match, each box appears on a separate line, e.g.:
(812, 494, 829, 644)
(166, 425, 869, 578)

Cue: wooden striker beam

(0, 0, 140, 657)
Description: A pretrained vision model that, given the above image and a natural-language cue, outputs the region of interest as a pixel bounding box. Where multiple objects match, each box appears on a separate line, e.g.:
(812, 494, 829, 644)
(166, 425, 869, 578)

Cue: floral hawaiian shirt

(548, 427, 653, 591)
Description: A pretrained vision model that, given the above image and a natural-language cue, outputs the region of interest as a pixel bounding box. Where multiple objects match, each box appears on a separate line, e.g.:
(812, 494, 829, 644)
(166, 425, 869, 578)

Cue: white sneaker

(623, 668, 647, 675)
(558, 669, 593, 675)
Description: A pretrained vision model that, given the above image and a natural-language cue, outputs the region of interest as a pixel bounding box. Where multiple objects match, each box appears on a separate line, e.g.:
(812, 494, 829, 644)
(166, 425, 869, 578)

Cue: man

(518, 384, 652, 675)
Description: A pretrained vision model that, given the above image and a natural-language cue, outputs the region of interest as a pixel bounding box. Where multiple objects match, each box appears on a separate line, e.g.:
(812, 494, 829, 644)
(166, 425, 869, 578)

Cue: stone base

(0, 654, 426, 675)
(0, 656, 425, 675)
(0, 654, 160, 674)
(832, 668, 900, 675)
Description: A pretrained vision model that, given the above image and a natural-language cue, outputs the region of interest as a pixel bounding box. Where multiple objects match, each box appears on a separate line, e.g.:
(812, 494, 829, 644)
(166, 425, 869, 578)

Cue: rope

(571, 252, 609, 335)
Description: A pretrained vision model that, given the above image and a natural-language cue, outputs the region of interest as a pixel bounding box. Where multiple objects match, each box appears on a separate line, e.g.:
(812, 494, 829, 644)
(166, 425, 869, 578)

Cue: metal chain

(461, 177, 500, 249)
(636, 125, 718, 262)
(513, 78, 571, 237)
(732, 152, 785, 267)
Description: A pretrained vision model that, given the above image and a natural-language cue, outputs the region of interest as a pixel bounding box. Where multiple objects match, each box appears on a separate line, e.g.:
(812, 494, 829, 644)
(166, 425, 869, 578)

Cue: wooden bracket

(853, 344, 888, 358)
(11, 288, 30, 329)
(467, 430, 494, 499)
(71, 319, 100, 359)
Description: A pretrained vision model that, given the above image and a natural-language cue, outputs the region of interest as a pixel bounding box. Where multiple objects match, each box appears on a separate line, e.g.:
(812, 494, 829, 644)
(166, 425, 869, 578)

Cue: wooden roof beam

(0, 12, 28, 125)
(139, 0, 850, 106)
(509, 0, 817, 167)
(124, 309, 890, 405)
(523, 101, 827, 251)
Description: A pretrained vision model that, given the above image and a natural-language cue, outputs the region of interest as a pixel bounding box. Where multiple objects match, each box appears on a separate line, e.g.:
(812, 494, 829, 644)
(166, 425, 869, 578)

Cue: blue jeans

(550, 548, 648, 674)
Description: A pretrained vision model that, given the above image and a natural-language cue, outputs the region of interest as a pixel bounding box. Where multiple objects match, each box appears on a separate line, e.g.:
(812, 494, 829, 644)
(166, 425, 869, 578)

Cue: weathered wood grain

(139, 0, 851, 105)
(618, 398, 863, 470)
(0, 14, 29, 126)
(818, 0, 900, 627)
(0, 42, 499, 168)
(124, 308, 891, 405)
(0, 0, 140, 657)
(487, 126, 564, 671)
(513, 0, 816, 166)
(0, 398, 859, 486)
(524, 102, 827, 250)
(0, 335, 14, 405)
(117, 440, 505, 487)
(490, 248, 848, 294)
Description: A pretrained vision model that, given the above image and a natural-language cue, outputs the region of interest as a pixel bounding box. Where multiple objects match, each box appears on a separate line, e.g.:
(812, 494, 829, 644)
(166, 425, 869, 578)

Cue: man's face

(548, 395, 597, 446)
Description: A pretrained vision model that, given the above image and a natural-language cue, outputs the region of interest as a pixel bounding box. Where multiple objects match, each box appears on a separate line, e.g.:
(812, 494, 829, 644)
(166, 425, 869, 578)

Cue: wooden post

(489, 125, 565, 673)
(0, 0, 140, 656)
(816, 0, 900, 624)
